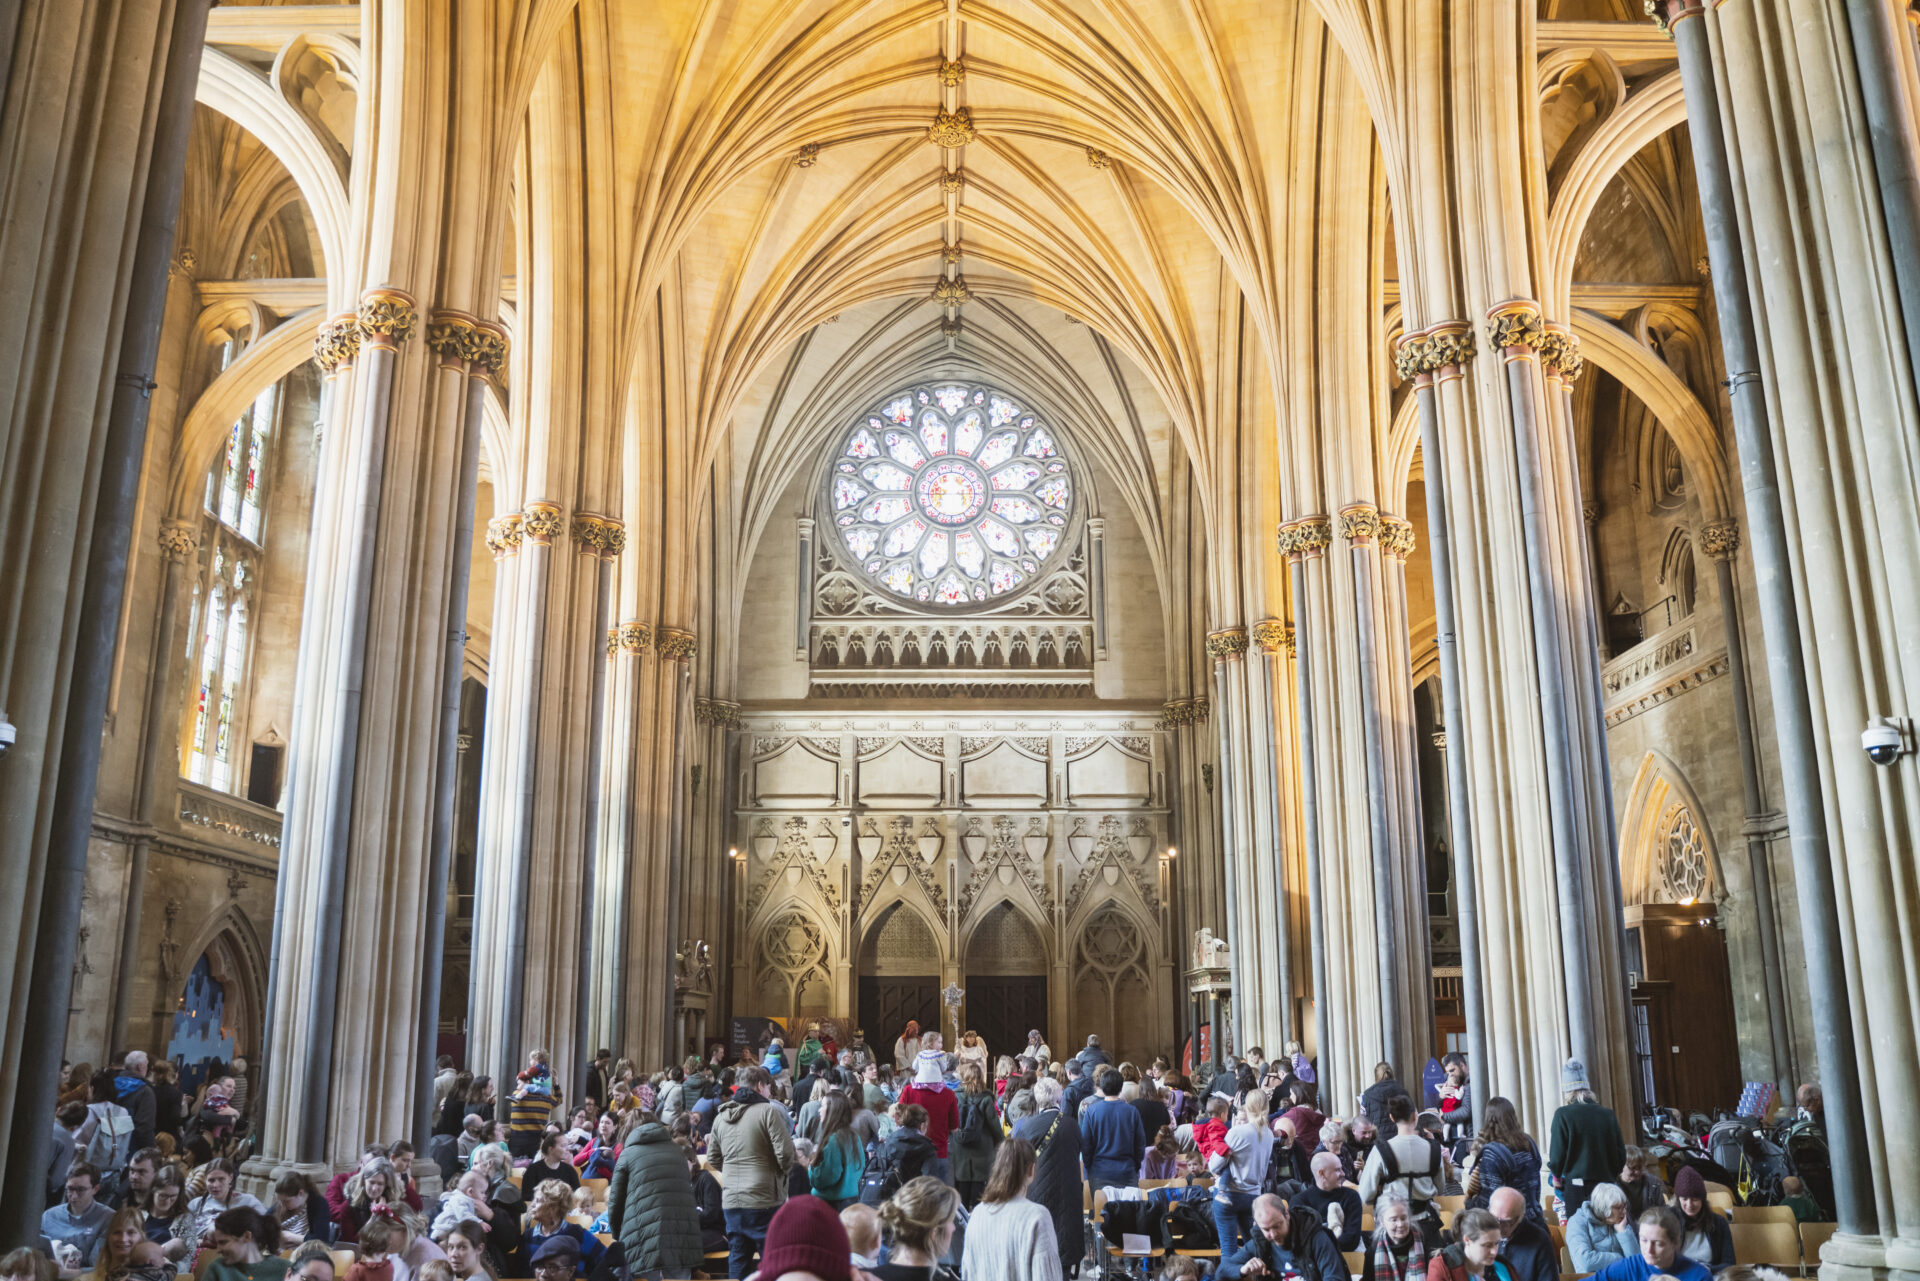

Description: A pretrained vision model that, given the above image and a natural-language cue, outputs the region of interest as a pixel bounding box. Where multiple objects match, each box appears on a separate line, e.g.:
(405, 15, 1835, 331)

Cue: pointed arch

(1617, 751, 1726, 909)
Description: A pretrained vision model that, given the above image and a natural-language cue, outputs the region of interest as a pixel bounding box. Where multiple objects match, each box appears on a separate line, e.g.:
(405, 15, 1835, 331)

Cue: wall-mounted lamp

(1164, 846, 1178, 859)
(728, 847, 742, 861)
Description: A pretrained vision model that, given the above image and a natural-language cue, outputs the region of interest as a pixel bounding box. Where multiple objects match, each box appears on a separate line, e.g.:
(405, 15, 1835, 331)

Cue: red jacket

(1192, 1118, 1230, 1162)
(900, 1084, 961, 1158)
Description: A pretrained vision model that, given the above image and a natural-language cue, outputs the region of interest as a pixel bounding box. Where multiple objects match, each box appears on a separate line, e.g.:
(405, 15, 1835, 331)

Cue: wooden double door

(963, 975, 1049, 1064)
(859, 977, 940, 1054)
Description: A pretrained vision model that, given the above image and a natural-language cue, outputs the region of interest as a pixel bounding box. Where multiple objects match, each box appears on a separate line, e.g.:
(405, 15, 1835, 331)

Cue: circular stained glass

(827, 383, 1075, 605)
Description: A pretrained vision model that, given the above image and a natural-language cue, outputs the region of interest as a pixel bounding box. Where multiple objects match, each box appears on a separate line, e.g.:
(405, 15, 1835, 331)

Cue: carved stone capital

(572, 513, 626, 558)
(617, 622, 653, 654)
(1338, 503, 1381, 546)
(313, 313, 361, 375)
(521, 501, 564, 544)
(694, 698, 742, 729)
(1583, 501, 1601, 528)
(1539, 324, 1584, 383)
(1699, 519, 1740, 561)
(356, 288, 418, 347)
(1379, 514, 1417, 561)
(1157, 697, 1211, 729)
(656, 628, 697, 662)
(158, 520, 200, 563)
(928, 106, 975, 147)
(1393, 333, 1429, 383)
(1486, 302, 1547, 355)
(1205, 627, 1250, 660)
(1250, 619, 1290, 655)
(1086, 147, 1112, 170)
(932, 276, 972, 306)
(937, 58, 965, 87)
(1278, 517, 1333, 560)
(1646, 0, 1705, 33)
(425, 312, 478, 368)
(1425, 323, 1476, 373)
(485, 514, 524, 559)
(468, 323, 509, 379)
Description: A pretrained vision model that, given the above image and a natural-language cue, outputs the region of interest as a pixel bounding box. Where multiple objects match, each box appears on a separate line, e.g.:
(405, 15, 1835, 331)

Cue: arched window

(825, 384, 1077, 606)
(182, 341, 280, 794)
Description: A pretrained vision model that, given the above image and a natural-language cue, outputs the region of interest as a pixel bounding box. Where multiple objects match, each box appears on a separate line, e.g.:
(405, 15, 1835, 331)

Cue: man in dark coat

(1081, 1069, 1146, 1189)
(1062, 1059, 1095, 1117)
(1220, 1194, 1348, 1281)
(1012, 1077, 1084, 1277)
(1360, 1062, 1410, 1131)
(115, 1052, 158, 1155)
(608, 1120, 704, 1279)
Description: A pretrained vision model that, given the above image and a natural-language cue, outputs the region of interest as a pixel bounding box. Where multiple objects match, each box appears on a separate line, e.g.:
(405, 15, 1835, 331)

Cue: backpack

(85, 1101, 134, 1170)
(858, 1139, 903, 1206)
(958, 1094, 989, 1144)
(1167, 1199, 1219, 1250)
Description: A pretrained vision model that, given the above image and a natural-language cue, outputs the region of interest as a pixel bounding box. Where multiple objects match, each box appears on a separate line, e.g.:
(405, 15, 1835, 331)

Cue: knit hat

(1560, 1058, 1590, 1093)
(1674, 1166, 1707, 1202)
(757, 1195, 851, 1281)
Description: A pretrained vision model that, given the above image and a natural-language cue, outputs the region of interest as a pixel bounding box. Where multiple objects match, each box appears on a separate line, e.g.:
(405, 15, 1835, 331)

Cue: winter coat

(1220, 1205, 1347, 1281)
(1566, 1204, 1638, 1274)
(1362, 1079, 1411, 1130)
(1467, 1140, 1547, 1228)
(116, 1076, 158, 1154)
(607, 1122, 702, 1275)
(1082, 1098, 1147, 1188)
(948, 1090, 1004, 1183)
(1013, 1108, 1084, 1277)
(706, 1090, 795, 1209)
(808, 1130, 866, 1202)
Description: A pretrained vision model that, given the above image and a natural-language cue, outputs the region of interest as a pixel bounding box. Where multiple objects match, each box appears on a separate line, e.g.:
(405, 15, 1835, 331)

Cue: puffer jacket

(607, 1122, 702, 1275)
(706, 1090, 795, 1209)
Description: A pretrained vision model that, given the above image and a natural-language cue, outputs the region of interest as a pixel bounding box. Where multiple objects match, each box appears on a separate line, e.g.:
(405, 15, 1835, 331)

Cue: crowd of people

(14, 1028, 1834, 1281)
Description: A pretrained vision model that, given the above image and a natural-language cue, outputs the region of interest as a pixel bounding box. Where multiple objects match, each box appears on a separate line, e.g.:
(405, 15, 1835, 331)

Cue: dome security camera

(0, 710, 14, 759)
(1862, 717, 1912, 767)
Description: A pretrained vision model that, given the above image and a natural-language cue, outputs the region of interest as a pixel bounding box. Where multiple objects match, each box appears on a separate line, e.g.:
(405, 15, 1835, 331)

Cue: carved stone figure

(1192, 926, 1229, 970)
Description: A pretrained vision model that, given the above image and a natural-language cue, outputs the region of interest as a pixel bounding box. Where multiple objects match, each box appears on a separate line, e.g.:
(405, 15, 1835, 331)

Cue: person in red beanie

(751, 1195, 855, 1281)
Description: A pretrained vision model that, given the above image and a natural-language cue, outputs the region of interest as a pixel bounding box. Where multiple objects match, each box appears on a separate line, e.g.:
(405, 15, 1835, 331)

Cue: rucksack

(858, 1139, 903, 1206)
(85, 1101, 133, 1170)
(958, 1094, 989, 1144)
(1167, 1200, 1218, 1250)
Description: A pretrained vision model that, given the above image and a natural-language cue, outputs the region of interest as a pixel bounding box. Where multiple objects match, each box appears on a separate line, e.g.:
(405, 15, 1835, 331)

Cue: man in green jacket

(1548, 1059, 1627, 1220)
(608, 1119, 703, 1281)
(707, 1066, 796, 1278)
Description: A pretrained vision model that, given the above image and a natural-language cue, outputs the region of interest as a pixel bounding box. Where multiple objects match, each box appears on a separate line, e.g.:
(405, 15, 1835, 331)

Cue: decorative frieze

(572, 513, 626, 559)
(656, 628, 697, 662)
(1158, 697, 1211, 729)
(1338, 503, 1381, 546)
(1205, 627, 1249, 660)
(1698, 519, 1740, 561)
(695, 698, 742, 729)
(521, 501, 564, 544)
(484, 513, 524, 559)
(928, 106, 975, 147)
(356, 288, 417, 347)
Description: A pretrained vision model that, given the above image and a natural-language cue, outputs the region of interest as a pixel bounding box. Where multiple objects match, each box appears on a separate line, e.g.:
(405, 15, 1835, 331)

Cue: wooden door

(964, 975, 1049, 1063)
(860, 976, 940, 1056)
(1629, 902, 1740, 1116)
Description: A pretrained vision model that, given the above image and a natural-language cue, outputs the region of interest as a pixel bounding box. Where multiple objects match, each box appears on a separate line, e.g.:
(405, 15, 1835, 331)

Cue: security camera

(1861, 717, 1913, 766)
(0, 710, 14, 759)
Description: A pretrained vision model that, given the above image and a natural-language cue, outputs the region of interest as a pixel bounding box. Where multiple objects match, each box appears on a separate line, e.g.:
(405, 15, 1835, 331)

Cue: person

(1547, 1062, 1625, 1219)
(1588, 1207, 1712, 1281)
(438, 1224, 495, 1281)
(1671, 1166, 1734, 1273)
(188, 1160, 264, 1240)
(522, 1181, 604, 1278)
(434, 1074, 474, 1140)
(1316, 1120, 1357, 1184)
(433, 1057, 461, 1115)
(42, 1163, 114, 1272)
(898, 1054, 960, 1183)
(955, 1031, 990, 1078)
(116, 1053, 160, 1156)
(1566, 1183, 1637, 1274)
(1795, 1084, 1823, 1132)
(1359, 1094, 1449, 1245)
(149, 1062, 184, 1146)
(102, 1148, 160, 1212)
(1435, 1054, 1472, 1143)
(1218, 1193, 1347, 1281)
(1141, 1125, 1181, 1181)
(1425, 1207, 1508, 1281)
(1371, 1190, 1430, 1281)
(1209, 1087, 1275, 1258)
(792, 1058, 829, 1113)
(1617, 1148, 1666, 1219)
(1075, 1035, 1111, 1072)
(467, 1149, 525, 1276)
(0, 1251, 55, 1281)
(431, 1171, 493, 1244)
(707, 1064, 795, 1277)
(932, 1062, 992, 1207)
(526, 1135, 580, 1194)
(507, 1056, 563, 1160)
(808, 1092, 866, 1210)
(605, 1113, 700, 1281)
(572, 1114, 620, 1181)
(525, 1235, 590, 1281)
(959, 1139, 1060, 1281)
(1132, 1079, 1173, 1147)
(1010, 1076, 1082, 1278)
(1347, 1116, 1379, 1168)
(1465, 1097, 1545, 1228)
(747, 1196, 854, 1281)
(77, 1071, 136, 1174)
(334, 1159, 406, 1244)
(465, 1077, 496, 1125)
(873, 1177, 960, 1281)
(842, 1202, 881, 1270)
(868, 1102, 938, 1201)
(1294, 1152, 1363, 1251)
(1361, 1063, 1411, 1131)
(1779, 1176, 1824, 1223)
(1487, 1188, 1557, 1281)
(144, 1168, 197, 1266)
(894, 1021, 923, 1074)
(202, 1208, 289, 1281)
(1023, 1030, 1051, 1065)
(269, 1172, 332, 1246)
(797, 1025, 827, 1076)
(288, 1242, 339, 1281)
(583, 1051, 613, 1112)
(1082, 1068, 1147, 1190)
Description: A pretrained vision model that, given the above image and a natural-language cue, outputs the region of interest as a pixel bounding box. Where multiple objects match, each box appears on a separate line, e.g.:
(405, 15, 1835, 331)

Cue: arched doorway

(858, 901, 941, 1058)
(962, 902, 1048, 1063)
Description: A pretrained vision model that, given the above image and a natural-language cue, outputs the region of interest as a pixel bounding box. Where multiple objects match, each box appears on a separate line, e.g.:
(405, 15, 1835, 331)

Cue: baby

(840, 1203, 881, 1270)
(431, 1169, 493, 1240)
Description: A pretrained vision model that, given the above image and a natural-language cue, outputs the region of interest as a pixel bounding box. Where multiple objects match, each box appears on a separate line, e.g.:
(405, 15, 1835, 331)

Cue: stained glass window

(826, 383, 1075, 602)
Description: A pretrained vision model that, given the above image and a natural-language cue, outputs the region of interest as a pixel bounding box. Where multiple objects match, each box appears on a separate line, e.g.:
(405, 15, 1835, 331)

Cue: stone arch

(1618, 751, 1727, 909)
(172, 902, 269, 1063)
(752, 903, 837, 1029)
(1572, 312, 1732, 520)
(1071, 898, 1158, 1063)
(963, 900, 1049, 976)
(859, 898, 946, 975)
(169, 310, 323, 518)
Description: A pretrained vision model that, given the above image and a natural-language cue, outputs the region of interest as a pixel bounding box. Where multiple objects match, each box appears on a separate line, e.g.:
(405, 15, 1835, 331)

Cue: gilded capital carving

(572, 513, 626, 558)
(1205, 627, 1250, 660)
(1338, 503, 1381, 546)
(928, 107, 975, 147)
(1645, 0, 1703, 33)
(1393, 333, 1430, 383)
(468, 323, 509, 379)
(1699, 519, 1740, 561)
(618, 622, 653, 654)
(695, 698, 743, 729)
(313, 313, 361, 375)
(1539, 325, 1584, 383)
(606, 628, 619, 658)
(938, 171, 964, 194)
(157, 520, 199, 563)
(521, 501, 564, 544)
(1486, 302, 1547, 355)
(1250, 619, 1290, 655)
(425, 312, 477, 368)
(1425, 323, 1476, 372)
(1157, 697, 1212, 729)
(485, 513, 524, 559)
(1086, 147, 1112, 170)
(1379, 515, 1417, 561)
(937, 58, 966, 87)
(932, 276, 972, 306)
(1278, 517, 1332, 560)
(656, 628, 697, 662)
(356, 288, 418, 347)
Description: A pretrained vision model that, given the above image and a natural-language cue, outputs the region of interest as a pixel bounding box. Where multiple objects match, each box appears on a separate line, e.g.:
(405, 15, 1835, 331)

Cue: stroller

(1776, 1117, 1833, 1218)
(1706, 1118, 1795, 1205)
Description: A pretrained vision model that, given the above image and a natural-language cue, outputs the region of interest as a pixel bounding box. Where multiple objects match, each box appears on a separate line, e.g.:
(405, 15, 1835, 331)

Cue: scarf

(1373, 1230, 1429, 1281)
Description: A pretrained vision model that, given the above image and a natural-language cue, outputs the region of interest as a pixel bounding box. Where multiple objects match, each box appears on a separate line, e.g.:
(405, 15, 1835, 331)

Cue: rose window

(828, 384, 1075, 605)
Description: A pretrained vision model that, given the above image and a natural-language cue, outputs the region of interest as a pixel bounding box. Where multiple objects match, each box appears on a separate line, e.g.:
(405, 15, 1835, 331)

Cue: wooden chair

(328, 1251, 355, 1275)
(1709, 1192, 1737, 1215)
(1343, 1251, 1365, 1279)
(1438, 1195, 1467, 1213)
(580, 1177, 610, 1205)
(1548, 1223, 1566, 1251)
(1731, 1222, 1804, 1269)
(1800, 1221, 1838, 1271)
(1729, 1205, 1796, 1224)
(1559, 1246, 1574, 1275)
(592, 1233, 612, 1246)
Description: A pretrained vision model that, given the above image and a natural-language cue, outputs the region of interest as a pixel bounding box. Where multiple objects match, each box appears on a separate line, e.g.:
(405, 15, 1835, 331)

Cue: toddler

(840, 1203, 881, 1270)
(432, 1169, 492, 1241)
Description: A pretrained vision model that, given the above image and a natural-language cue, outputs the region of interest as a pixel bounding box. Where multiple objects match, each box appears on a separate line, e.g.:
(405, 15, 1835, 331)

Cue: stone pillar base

(239, 1155, 335, 1201)
(1820, 1232, 1906, 1281)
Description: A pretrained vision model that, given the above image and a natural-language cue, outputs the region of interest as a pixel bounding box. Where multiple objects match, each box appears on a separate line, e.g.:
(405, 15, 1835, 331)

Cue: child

(431, 1170, 491, 1241)
(840, 1203, 881, 1271)
(345, 1216, 403, 1281)
(198, 1079, 241, 1145)
(1159, 1257, 1204, 1281)
(567, 1187, 595, 1224)
(1780, 1177, 1824, 1223)
(1141, 1125, 1181, 1181)
(1191, 1096, 1231, 1162)
(787, 1139, 816, 1200)
(605, 1081, 635, 1119)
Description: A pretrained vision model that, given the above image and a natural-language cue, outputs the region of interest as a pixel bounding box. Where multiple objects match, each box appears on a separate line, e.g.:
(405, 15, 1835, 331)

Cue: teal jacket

(807, 1130, 865, 1201)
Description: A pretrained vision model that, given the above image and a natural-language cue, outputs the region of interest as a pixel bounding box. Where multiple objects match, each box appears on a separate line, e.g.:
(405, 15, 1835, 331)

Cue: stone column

(1251, 619, 1296, 1044)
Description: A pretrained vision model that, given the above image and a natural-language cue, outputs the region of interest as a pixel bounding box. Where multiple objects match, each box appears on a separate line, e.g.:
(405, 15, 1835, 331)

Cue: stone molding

(485, 513, 524, 559)
(656, 628, 697, 662)
(1205, 627, 1249, 660)
(1338, 503, 1381, 546)
(1698, 519, 1740, 561)
(571, 513, 626, 559)
(695, 698, 742, 728)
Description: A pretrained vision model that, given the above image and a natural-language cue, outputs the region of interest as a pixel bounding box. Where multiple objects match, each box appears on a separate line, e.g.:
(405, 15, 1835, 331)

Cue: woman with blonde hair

(96, 1208, 152, 1281)
(955, 1030, 989, 1077)
(519, 1181, 602, 1278)
(873, 1176, 961, 1281)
